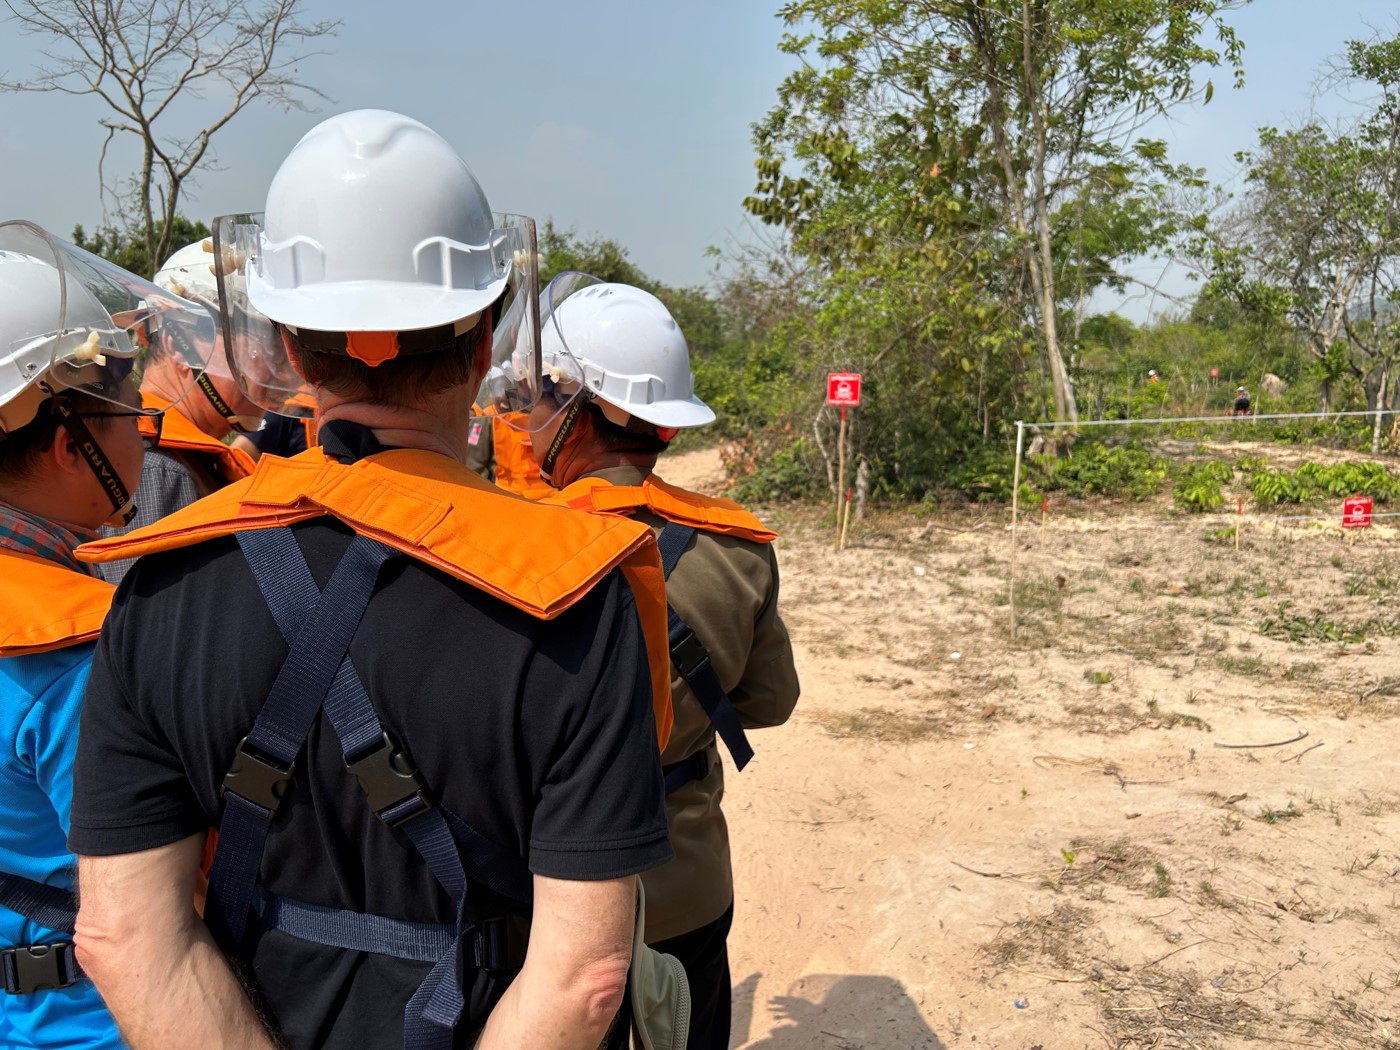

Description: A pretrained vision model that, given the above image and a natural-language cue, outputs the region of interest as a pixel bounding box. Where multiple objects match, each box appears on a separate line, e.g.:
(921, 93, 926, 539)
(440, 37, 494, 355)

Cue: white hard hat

(245, 109, 510, 333)
(542, 281, 715, 430)
(0, 222, 139, 434)
(154, 239, 220, 302)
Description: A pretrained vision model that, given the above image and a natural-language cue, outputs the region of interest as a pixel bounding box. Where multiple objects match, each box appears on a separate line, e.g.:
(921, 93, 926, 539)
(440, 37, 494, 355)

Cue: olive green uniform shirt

(585, 465, 800, 941)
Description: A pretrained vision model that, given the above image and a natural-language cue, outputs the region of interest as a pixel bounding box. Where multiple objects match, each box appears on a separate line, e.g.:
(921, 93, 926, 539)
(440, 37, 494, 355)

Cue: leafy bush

(1036, 443, 1169, 501)
(1249, 468, 1310, 505)
(1297, 461, 1400, 502)
(727, 437, 823, 502)
(1174, 461, 1233, 513)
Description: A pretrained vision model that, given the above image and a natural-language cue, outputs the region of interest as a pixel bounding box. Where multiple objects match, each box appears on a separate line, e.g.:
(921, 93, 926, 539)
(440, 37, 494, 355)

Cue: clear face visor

(211, 212, 313, 419)
(212, 211, 542, 423)
(0, 222, 215, 413)
(481, 270, 604, 434)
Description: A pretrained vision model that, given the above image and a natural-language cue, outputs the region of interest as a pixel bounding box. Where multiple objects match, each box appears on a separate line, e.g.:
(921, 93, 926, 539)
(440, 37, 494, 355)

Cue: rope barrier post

(1010, 420, 1024, 637)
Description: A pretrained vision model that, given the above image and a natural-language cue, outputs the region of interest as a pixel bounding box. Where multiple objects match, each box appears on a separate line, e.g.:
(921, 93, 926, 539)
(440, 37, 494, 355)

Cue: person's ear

(45, 419, 86, 480)
(473, 314, 492, 377)
(280, 326, 309, 381)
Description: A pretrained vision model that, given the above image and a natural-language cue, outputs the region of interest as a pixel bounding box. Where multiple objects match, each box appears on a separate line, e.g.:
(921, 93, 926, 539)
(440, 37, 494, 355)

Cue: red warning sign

(827, 372, 862, 407)
(1343, 495, 1373, 529)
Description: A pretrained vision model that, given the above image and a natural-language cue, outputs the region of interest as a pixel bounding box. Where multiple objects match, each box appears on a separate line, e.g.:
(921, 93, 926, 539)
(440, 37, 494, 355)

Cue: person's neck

(562, 450, 656, 487)
(0, 480, 93, 533)
(317, 392, 471, 463)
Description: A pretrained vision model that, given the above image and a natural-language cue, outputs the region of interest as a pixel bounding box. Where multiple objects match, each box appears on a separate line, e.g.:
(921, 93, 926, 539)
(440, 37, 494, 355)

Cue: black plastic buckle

(670, 628, 712, 680)
(345, 732, 430, 827)
(476, 915, 530, 976)
(222, 736, 295, 816)
(2, 942, 79, 994)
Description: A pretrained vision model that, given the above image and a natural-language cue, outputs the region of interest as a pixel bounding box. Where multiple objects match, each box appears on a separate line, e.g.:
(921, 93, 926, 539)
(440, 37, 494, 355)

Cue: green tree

(746, 0, 1247, 431)
(1208, 33, 1400, 415)
(71, 215, 210, 279)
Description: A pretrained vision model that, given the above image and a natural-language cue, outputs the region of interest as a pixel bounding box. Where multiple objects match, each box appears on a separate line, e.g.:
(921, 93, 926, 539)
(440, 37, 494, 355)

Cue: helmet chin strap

(52, 403, 138, 527)
(195, 372, 263, 434)
(538, 395, 587, 485)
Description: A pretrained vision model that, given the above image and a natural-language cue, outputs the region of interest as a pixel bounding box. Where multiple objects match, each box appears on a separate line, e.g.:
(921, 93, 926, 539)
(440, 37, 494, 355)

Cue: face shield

(0, 220, 174, 525)
(212, 211, 542, 422)
(482, 270, 603, 434)
(0, 222, 214, 417)
(152, 238, 265, 432)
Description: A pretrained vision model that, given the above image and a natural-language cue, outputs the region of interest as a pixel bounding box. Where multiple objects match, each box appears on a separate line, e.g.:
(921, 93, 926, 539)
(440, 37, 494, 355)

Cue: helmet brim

(623, 394, 716, 430)
(246, 274, 506, 333)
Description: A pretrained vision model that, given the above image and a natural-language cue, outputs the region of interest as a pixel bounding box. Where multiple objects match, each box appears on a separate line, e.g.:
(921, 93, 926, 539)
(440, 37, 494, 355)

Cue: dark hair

(0, 393, 109, 479)
(288, 321, 489, 404)
(583, 401, 670, 457)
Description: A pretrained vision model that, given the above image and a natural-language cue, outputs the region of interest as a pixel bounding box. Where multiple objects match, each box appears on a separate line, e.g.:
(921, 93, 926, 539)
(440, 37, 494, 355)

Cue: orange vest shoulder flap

(0, 549, 114, 657)
(140, 396, 255, 484)
(555, 475, 777, 543)
(76, 447, 672, 746)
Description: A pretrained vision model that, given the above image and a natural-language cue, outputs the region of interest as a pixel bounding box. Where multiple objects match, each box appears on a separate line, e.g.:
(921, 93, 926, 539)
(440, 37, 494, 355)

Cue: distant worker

(1148, 369, 1161, 384)
(0, 220, 165, 1048)
(1233, 385, 1251, 416)
(68, 110, 678, 1050)
(96, 239, 264, 583)
(466, 402, 555, 499)
(531, 275, 801, 1050)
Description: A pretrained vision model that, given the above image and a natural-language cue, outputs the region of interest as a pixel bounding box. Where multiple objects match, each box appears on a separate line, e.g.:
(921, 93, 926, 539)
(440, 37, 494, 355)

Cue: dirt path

(660, 446, 1400, 1049)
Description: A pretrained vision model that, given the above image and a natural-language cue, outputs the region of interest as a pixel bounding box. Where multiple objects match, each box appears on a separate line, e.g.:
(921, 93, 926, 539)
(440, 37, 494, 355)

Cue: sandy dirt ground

(658, 446, 1400, 1050)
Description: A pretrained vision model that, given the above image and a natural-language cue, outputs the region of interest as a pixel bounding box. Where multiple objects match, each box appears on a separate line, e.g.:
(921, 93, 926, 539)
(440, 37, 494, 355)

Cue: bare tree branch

(2, 0, 339, 274)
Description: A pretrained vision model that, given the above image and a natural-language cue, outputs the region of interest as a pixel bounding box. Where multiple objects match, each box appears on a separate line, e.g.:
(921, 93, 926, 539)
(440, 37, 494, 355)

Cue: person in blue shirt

(0, 221, 176, 1048)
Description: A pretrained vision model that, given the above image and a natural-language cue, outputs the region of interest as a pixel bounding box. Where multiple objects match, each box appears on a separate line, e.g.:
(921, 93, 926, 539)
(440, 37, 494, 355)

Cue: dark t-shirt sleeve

(527, 574, 671, 880)
(246, 414, 307, 457)
(68, 587, 208, 856)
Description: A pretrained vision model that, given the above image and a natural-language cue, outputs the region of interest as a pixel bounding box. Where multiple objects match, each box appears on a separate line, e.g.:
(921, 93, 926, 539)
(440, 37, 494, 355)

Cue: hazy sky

(0, 0, 1395, 319)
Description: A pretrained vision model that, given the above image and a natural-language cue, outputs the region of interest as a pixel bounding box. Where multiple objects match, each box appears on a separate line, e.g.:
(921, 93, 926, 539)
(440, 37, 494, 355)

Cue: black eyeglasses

(68, 409, 165, 450)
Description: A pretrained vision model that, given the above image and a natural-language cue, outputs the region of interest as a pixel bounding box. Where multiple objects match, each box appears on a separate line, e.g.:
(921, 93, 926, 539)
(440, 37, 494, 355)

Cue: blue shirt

(1, 643, 124, 1049)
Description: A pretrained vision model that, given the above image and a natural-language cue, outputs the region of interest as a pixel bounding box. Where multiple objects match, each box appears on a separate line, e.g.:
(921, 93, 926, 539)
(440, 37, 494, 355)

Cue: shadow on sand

(732, 972, 946, 1049)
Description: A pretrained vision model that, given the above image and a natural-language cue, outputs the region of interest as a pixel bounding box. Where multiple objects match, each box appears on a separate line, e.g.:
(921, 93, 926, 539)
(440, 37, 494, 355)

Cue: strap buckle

(222, 736, 295, 816)
(2, 942, 79, 994)
(475, 915, 531, 976)
(346, 732, 431, 827)
(669, 628, 713, 680)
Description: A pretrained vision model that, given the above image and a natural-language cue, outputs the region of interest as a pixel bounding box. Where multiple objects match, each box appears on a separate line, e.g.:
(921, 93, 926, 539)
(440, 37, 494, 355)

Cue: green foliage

(727, 437, 823, 503)
(1174, 462, 1233, 513)
(1034, 443, 1169, 501)
(1247, 460, 1400, 506)
(71, 215, 209, 279)
(1249, 468, 1309, 506)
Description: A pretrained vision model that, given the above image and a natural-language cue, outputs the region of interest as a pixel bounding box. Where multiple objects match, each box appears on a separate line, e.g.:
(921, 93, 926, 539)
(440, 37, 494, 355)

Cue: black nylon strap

(0, 873, 76, 935)
(52, 403, 136, 525)
(654, 523, 755, 775)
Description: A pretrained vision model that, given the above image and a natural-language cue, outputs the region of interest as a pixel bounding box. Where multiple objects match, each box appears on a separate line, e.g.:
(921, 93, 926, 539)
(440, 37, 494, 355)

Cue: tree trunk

(1372, 366, 1387, 455)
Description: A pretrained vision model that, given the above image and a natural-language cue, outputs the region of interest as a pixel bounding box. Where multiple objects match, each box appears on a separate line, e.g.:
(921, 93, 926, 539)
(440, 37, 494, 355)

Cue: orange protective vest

(140, 394, 256, 485)
(0, 549, 114, 657)
(549, 474, 778, 544)
(77, 446, 673, 746)
(489, 410, 555, 501)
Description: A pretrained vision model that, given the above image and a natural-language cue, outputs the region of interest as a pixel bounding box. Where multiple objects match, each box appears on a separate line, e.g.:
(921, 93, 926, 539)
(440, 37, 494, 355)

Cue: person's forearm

(76, 841, 280, 1050)
(79, 914, 279, 1050)
(473, 955, 630, 1050)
